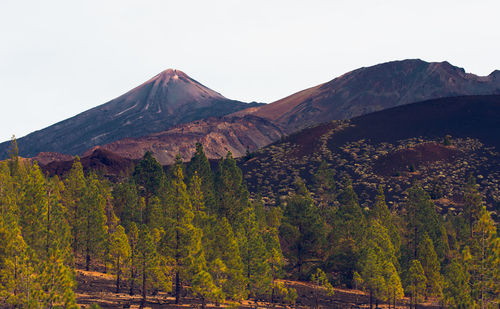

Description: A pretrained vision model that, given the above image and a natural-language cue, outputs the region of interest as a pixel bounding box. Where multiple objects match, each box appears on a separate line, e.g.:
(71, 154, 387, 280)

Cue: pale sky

(1, 0, 499, 142)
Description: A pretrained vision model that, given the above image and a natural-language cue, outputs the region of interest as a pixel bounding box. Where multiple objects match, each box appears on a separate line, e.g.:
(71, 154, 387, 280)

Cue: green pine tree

(406, 259, 427, 309)
(127, 222, 139, 295)
(370, 185, 400, 258)
(136, 225, 157, 307)
(186, 143, 217, 214)
(470, 207, 499, 308)
(463, 175, 483, 239)
(80, 172, 108, 271)
(280, 179, 326, 279)
(417, 233, 443, 299)
(7, 135, 20, 177)
(311, 268, 334, 309)
(132, 151, 164, 225)
(237, 207, 271, 298)
(204, 216, 246, 301)
(63, 156, 87, 255)
(215, 151, 250, 226)
(443, 258, 473, 308)
(404, 183, 447, 263)
(109, 225, 131, 293)
(161, 163, 198, 304)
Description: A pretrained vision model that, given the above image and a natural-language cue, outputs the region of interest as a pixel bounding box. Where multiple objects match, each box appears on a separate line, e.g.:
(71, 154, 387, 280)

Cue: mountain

(33, 115, 283, 173)
(0, 69, 262, 158)
(82, 115, 283, 165)
(36, 147, 137, 180)
(237, 59, 500, 132)
(239, 95, 500, 213)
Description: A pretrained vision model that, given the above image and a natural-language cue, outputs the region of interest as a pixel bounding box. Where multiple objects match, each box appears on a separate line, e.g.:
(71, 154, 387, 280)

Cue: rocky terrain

(85, 115, 283, 165)
(0, 69, 261, 158)
(239, 95, 500, 218)
(236, 59, 500, 132)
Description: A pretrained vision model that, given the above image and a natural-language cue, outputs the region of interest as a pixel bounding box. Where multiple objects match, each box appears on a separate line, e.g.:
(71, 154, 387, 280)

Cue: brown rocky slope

(236, 59, 500, 133)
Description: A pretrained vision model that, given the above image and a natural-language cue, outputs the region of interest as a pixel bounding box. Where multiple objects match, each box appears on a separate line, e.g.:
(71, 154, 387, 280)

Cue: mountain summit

(0, 69, 261, 158)
(239, 59, 500, 132)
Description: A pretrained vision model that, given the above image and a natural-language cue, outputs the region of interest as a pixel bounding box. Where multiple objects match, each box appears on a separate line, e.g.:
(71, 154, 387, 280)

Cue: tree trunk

(86, 218, 91, 271)
(86, 249, 90, 271)
(116, 257, 121, 293)
(46, 191, 51, 256)
(271, 284, 275, 305)
(129, 267, 135, 295)
(175, 206, 181, 305)
(129, 244, 135, 295)
(370, 290, 373, 309)
(141, 259, 147, 307)
(175, 270, 180, 304)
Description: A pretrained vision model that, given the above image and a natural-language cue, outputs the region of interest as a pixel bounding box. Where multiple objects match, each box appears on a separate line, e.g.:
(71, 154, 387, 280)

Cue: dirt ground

(76, 268, 441, 309)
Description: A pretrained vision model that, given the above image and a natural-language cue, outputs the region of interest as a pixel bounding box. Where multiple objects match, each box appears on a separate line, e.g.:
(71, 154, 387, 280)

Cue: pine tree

(327, 177, 365, 285)
(127, 222, 139, 295)
(280, 179, 326, 279)
(0, 220, 28, 306)
(113, 181, 142, 229)
(43, 176, 73, 262)
(443, 258, 473, 308)
(404, 183, 447, 263)
(237, 207, 271, 298)
(406, 260, 426, 309)
(109, 225, 131, 293)
(189, 226, 220, 308)
(204, 216, 246, 301)
(417, 233, 442, 299)
(386, 264, 404, 309)
(63, 156, 87, 255)
(336, 177, 366, 243)
(215, 151, 250, 226)
(463, 175, 483, 239)
(136, 225, 157, 308)
(1, 162, 76, 308)
(189, 172, 208, 228)
(0, 162, 18, 227)
(18, 162, 48, 253)
(358, 219, 402, 309)
(7, 135, 19, 177)
(311, 268, 334, 309)
(312, 161, 337, 211)
(371, 185, 400, 257)
(80, 172, 108, 271)
(161, 163, 198, 304)
(33, 252, 77, 308)
(132, 151, 164, 225)
(187, 143, 217, 214)
(470, 207, 499, 308)
(268, 247, 285, 304)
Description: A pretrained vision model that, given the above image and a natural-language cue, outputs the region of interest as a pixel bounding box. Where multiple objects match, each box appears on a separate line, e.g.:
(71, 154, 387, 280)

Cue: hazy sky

(1, 0, 499, 142)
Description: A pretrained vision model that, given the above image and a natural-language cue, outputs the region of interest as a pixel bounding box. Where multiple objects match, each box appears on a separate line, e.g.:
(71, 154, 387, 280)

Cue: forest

(0, 141, 498, 308)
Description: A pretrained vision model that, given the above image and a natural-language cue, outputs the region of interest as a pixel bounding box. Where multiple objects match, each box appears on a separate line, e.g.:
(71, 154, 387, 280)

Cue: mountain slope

(84, 115, 283, 165)
(0, 69, 261, 158)
(239, 59, 500, 132)
(240, 95, 500, 212)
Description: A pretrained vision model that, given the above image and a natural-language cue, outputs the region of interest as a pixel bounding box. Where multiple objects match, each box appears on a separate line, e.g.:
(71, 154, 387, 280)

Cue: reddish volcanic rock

(92, 115, 284, 165)
(32, 152, 74, 165)
(39, 148, 136, 178)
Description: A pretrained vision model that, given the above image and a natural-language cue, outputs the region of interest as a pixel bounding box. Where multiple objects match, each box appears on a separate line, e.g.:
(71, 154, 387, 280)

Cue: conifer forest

(0, 141, 498, 309)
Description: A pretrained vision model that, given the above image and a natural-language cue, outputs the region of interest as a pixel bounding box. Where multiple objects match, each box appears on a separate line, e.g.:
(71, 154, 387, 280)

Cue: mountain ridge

(0, 69, 261, 158)
(238, 59, 500, 132)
